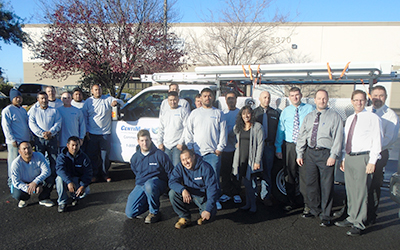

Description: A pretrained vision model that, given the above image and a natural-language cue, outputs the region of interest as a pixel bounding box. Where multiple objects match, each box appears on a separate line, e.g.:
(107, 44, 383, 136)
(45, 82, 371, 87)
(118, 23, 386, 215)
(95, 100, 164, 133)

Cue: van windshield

(121, 90, 168, 121)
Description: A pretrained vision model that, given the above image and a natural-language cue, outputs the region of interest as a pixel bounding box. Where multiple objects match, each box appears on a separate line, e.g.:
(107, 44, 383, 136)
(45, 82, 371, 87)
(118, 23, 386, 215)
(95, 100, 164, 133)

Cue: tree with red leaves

(34, 0, 186, 97)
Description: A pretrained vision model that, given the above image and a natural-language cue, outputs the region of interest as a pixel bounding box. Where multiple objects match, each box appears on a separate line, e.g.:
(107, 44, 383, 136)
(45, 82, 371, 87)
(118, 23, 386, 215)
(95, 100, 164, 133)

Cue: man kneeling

(125, 129, 173, 223)
(56, 136, 93, 213)
(11, 141, 50, 208)
(169, 149, 219, 229)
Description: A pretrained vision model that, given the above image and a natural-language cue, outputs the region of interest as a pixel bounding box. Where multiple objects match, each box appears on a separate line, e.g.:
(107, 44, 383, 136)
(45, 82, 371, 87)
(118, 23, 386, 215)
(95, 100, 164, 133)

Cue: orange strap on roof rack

(257, 65, 261, 85)
(248, 65, 253, 81)
(242, 65, 248, 78)
(339, 62, 351, 79)
(360, 79, 373, 100)
(327, 63, 332, 80)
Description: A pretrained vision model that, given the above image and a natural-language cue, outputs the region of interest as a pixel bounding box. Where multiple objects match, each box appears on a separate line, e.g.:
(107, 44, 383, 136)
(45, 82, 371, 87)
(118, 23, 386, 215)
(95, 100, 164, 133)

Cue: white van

(109, 84, 217, 163)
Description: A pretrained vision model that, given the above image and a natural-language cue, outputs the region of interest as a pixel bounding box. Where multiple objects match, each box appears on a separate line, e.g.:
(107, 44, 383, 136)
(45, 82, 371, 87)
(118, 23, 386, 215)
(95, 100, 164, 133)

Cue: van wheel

(271, 159, 289, 204)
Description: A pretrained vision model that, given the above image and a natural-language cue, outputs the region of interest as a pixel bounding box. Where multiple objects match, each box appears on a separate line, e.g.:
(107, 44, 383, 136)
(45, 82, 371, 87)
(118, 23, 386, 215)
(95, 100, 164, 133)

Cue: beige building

(22, 22, 400, 107)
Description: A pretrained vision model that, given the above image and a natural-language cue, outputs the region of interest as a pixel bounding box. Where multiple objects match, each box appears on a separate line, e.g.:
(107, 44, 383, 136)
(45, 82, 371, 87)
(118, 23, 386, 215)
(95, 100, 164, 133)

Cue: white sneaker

(39, 199, 55, 207)
(233, 195, 242, 204)
(216, 201, 222, 210)
(18, 200, 27, 208)
(219, 194, 231, 203)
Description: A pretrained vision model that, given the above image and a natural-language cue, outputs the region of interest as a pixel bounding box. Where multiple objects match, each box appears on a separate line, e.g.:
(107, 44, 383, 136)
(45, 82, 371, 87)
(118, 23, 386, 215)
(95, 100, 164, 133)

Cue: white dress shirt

(366, 105, 400, 150)
(344, 109, 382, 164)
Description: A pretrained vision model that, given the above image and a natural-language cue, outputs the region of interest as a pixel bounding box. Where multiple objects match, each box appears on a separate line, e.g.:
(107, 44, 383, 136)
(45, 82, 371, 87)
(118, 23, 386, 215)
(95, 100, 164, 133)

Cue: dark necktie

(309, 112, 321, 148)
(263, 109, 268, 139)
(345, 114, 358, 154)
(292, 107, 299, 143)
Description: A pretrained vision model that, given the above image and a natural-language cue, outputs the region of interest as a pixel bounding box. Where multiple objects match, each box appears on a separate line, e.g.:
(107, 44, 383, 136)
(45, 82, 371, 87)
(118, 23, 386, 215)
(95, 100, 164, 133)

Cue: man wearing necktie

(296, 90, 343, 227)
(253, 91, 280, 206)
(275, 87, 314, 212)
(365, 86, 399, 225)
(335, 90, 382, 236)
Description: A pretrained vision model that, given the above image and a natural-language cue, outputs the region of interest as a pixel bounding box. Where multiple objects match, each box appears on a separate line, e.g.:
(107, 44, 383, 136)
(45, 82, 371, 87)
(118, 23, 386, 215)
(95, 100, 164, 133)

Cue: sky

(1, 0, 400, 83)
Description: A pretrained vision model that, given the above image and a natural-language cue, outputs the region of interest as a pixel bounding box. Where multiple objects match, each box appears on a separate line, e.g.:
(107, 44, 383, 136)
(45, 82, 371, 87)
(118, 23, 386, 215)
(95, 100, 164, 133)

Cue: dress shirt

(11, 152, 50, 193)
(366, 105, 399, 150)
(344, 109, 382, 164)
(275, 102, 314, 153)
(296, 108, 343, 159)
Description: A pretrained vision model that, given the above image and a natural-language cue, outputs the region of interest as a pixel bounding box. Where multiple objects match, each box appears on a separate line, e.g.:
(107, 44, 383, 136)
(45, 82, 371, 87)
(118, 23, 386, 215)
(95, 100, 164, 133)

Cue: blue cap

(9, 88, 22, 101)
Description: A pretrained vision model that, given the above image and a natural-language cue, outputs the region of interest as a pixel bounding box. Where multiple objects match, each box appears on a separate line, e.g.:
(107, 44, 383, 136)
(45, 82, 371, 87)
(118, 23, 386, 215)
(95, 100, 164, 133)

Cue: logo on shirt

(149, 163, 158, 166)
(75, 164, 82, 168)
(194, 177, 202, 180)
(210, 116, 218, 119)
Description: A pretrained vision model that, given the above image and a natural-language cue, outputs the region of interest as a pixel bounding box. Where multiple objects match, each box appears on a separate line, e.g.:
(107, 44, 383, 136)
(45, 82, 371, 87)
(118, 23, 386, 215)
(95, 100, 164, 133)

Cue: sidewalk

(0, 150, 7, 161)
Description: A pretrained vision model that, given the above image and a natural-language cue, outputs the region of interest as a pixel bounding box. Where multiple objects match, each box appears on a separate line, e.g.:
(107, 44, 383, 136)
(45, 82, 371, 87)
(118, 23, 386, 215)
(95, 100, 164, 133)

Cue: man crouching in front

(125, 129, 173, 224)
(169, 149, 219, 229)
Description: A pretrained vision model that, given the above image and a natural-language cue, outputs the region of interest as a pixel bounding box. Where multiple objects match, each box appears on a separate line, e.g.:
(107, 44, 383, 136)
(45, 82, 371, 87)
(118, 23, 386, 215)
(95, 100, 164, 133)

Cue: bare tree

(186, 0, 291, 66)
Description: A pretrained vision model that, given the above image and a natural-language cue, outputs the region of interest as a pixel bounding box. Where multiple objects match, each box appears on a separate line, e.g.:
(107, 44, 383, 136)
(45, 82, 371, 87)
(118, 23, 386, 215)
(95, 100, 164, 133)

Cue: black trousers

(283, 141, 307, 206)
(304, 147, 334, 220)
(220, 151, 241, 196)
(367, 149, 389, 221)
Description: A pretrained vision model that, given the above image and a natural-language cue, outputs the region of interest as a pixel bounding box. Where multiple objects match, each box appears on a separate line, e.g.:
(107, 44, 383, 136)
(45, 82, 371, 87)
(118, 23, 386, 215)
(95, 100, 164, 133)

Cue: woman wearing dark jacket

(232, 106, 264, 213)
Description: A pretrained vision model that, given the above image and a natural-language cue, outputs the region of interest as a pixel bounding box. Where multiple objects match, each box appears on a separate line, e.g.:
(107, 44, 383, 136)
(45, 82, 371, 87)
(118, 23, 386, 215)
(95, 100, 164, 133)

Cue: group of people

(2, 84, 123, 212)
(126, 83, 399, 235)
(2, 82, 398, 235)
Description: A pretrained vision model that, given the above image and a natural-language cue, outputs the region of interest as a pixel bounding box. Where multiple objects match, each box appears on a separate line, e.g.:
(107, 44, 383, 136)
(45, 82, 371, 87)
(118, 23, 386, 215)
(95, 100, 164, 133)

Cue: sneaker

(334, 219, 353, 228)
(219, 194, 231, 203)
(18, 200, 27, 208)
(145, 213, 161, 224)
(233, 195, 241, 203)
(71, 199, 79, 206)
(39, 199, 55, 207)
(216, 201, 222, 210)
(175, 218, 191, 229)
(58, 204, 66, 213)
(197, 218, 206, 225)
(106, 177, 112, 183)
(346, 226, 362, 236)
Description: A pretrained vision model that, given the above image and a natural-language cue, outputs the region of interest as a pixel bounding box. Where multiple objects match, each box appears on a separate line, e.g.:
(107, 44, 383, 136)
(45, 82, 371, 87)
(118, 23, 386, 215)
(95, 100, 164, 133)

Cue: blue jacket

(169, 155, 219, 213)
(130, 143, 173, 186)
(55, 148, 93, 187)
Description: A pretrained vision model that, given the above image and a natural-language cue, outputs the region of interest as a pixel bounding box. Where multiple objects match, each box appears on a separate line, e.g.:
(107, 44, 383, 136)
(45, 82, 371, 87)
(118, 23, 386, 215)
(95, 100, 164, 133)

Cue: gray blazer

(232, 122, 264, 180)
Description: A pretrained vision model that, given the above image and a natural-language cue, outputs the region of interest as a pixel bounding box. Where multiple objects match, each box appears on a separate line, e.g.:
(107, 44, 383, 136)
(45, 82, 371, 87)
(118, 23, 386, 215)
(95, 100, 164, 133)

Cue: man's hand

(182, 189, 192, 204)
(79, 139, 83, 146)
(366, 163, 376, 174)
(201, 211, 211, 221)
(326, 157, 336, 167)
(296, 158, 303, 166)
(67, 182, 76, 193)
(36, 185, 43, 194)
(27, 182, 38, 195)
(76, 186, 85, 196)
(215, 150, 222, 156)
(111, 100, 118, 107)
(253, 163, 260, 171)
(12, 141, 18, 148)
(158, 144, 165, 151)
(176, 144, 183, 151)
(340, 161, 345, 172)
(276, 152, 283, 159)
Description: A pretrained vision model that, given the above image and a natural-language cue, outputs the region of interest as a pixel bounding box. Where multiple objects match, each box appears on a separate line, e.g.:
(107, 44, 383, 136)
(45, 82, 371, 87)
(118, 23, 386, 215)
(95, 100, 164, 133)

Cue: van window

(121, 91, 168, 121)
(180, 90, 200, 110)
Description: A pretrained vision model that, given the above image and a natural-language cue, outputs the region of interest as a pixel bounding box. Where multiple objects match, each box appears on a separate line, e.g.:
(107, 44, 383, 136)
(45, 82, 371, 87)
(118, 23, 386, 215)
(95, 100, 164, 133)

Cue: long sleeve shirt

(185, 107, 227, 156)
(82, 96, 124, 135)
(11, 152, 50, 193)
(169, 155, 219, 213)
(296, 108, 343, 159)
(1, 104, 31, 144)
(366, 105, 400, 151)
(223, 108, 240, 152)
(57, 106, 86, 147)
(160, 98, 190, 116)
(275, 103, 314, 153)
(28, 106, 62, 138)
(344, 109, 382, 164)
(158, 105, 190, 149)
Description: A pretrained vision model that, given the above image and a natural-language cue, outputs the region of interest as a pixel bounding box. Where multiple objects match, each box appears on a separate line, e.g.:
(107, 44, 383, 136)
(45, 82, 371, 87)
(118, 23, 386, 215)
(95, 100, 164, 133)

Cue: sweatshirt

(169, 155, 219, 213)
(1, 104, 31, 144)
(158, 105, 190, 149)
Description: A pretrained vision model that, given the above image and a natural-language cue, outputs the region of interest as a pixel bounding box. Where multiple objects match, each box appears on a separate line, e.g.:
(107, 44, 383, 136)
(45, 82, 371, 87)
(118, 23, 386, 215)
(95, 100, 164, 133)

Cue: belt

(349, 151, 370, 156)
(309, 147, 329, 151)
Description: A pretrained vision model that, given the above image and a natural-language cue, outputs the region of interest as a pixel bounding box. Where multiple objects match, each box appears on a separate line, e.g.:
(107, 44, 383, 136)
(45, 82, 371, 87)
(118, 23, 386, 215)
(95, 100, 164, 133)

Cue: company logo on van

(152, 127, 158, 134)
(120, 125, 141, 132)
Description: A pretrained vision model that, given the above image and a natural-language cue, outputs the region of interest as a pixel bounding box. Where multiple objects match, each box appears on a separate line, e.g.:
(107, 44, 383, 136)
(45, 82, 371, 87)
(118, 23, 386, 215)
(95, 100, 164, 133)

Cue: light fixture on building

(292, 44, 298, 49)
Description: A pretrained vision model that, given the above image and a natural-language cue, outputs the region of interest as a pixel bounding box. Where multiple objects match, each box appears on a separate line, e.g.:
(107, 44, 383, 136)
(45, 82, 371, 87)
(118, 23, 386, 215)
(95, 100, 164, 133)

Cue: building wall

(22, 22, 400, 106)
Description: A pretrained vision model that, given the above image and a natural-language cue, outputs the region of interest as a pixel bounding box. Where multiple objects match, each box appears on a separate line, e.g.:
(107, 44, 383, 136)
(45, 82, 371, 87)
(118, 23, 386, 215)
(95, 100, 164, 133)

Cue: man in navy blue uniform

(55, 136, 93, 213)
(169, 149, 219, 229)
(125, 129, 173, 224)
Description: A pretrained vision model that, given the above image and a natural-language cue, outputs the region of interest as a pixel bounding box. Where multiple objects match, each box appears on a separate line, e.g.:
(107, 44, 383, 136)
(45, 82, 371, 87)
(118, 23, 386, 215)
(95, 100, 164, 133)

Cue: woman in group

(232, 105, 264, 213)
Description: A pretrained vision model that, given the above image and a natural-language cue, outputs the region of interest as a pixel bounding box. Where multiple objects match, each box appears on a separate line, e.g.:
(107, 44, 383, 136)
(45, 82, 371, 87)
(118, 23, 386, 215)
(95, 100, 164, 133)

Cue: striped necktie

(292, 107, 300, 143)
(309, 112, 321, 148)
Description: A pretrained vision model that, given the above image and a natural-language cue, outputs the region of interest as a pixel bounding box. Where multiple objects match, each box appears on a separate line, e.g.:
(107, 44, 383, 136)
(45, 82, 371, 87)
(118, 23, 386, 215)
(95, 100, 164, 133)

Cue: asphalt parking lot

(1, 159, 400, 250)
